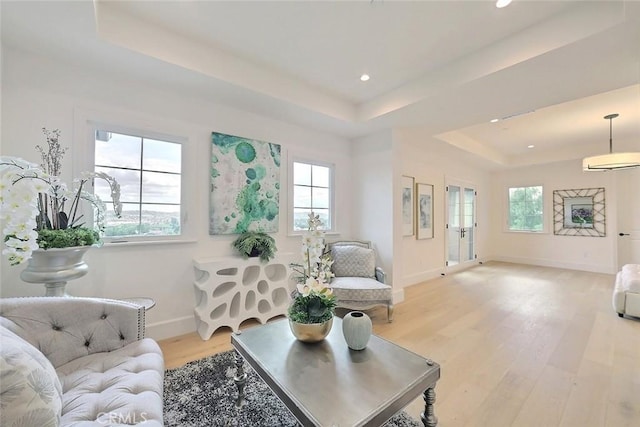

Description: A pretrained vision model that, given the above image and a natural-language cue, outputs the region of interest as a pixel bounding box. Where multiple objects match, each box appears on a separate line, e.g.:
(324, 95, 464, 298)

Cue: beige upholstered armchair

(327, 240, 393, 322)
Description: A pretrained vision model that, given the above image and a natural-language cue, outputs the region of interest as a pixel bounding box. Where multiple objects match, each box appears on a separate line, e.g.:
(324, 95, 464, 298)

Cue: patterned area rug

(164, 350, 422, 427)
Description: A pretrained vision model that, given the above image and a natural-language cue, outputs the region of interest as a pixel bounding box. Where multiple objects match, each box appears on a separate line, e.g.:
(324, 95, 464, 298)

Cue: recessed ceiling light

(490, 118, 499, 123)
(360, 74, 370, 82)
(527, 145, 535, 149)
(496, 0, 513, 8)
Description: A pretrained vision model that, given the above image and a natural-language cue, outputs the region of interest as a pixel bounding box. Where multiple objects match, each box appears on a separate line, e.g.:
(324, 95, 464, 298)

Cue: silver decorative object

(288, 317, 333, 343)
(20, 246, 91, 296)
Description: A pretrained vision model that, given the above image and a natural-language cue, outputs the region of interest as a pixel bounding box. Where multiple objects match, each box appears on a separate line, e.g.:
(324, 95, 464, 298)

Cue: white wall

(351, 131, 396, 294)
(490, 160, 618, 274)
(393, 129, 492, 287)
(0, 47, 353, 339)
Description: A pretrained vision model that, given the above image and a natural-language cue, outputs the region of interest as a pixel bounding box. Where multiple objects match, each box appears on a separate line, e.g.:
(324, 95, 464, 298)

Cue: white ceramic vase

(342, 311, 372, 350)
(20, 246, 91, 297)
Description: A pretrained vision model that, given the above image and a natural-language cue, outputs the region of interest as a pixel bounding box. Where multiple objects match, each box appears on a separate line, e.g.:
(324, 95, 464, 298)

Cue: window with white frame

(292, 160, 333, 231)
(508, 185, 543, 232)
(93, 129, 183, 238)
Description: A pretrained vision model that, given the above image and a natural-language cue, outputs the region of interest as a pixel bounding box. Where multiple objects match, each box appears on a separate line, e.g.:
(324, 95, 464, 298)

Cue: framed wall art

(416, 183, 434, 239)
(401, 175, 415, 236)
(553, 187, 605, 237)
(210, 132, 281, 235)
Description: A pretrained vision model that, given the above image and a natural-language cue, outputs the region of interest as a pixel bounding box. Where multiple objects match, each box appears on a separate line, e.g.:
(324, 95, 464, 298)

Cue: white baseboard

(492, 255, 615, 275)
(392, 288, 405, 304)
(402, 268, 444, 288)
(146, 315, 196, 341)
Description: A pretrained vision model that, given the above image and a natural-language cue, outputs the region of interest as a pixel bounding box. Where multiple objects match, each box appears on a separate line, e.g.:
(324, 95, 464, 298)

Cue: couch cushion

(56, 338, 164, 426)
(331, 245, 376, 278)
(330, 277, 392, 302)
(0, 325, 63, 427)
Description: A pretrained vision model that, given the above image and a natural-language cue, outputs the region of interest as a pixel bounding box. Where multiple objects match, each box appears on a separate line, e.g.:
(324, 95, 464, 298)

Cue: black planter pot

(248, 248, 262, 258)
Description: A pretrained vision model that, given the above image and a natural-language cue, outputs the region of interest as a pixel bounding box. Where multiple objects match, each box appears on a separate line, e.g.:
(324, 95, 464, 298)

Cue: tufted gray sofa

(0, 297, 164, 426)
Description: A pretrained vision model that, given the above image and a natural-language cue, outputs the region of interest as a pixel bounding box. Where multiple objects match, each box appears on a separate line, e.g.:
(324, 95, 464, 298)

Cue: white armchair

(327, 240, 393, 322)
(613, 264, 640, 318)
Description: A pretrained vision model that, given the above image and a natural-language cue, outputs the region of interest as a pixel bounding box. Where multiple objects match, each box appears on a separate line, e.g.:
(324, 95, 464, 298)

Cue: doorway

(616, 168, 640, 268)
(446, 181, 477, 270)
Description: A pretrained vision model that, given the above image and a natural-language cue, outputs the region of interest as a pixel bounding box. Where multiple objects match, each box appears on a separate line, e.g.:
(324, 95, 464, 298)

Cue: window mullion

(138, 138, 145, 234)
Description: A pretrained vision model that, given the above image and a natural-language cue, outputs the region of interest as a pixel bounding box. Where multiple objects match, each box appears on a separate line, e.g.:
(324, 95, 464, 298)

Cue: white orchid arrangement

(292, 212, 334, 285)
(0, 128, 121, 265)
(288, 213, 336, 324)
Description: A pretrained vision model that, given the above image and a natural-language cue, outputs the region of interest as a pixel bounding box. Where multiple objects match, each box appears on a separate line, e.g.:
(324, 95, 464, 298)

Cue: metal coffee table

(231, 317, 440, 427)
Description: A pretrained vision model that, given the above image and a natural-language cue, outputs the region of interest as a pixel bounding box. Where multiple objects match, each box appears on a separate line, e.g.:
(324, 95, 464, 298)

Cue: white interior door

(446, 182, 476, 269)
(617, 168, 640, 267)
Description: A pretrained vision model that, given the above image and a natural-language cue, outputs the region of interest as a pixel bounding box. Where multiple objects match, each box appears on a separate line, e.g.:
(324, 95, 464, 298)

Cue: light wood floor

(158, 262, 640, 427)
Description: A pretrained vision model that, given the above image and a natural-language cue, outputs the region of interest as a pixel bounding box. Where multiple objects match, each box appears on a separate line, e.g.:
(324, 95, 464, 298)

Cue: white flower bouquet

(288, 213, 336, 324)
(0, 128, 121, 265)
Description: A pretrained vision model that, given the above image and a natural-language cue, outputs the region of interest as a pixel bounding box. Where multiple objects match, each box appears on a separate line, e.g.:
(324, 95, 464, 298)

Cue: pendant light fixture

(582, 113, 640, 171)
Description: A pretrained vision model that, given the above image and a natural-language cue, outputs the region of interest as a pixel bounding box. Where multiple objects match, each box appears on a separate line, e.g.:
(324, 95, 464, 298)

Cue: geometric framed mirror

(553, 187, 605, 237)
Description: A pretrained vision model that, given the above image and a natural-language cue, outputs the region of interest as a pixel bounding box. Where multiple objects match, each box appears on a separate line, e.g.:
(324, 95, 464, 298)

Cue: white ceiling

(2, 0, 639, 169)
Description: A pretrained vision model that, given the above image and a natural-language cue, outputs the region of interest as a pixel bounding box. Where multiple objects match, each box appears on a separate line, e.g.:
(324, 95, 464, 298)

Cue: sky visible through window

(94, 131, 182, 237)
(293, 161, 331, 231)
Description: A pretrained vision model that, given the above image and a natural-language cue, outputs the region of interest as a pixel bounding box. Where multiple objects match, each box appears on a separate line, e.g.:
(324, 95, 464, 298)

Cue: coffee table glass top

(232, 317, 440, 427)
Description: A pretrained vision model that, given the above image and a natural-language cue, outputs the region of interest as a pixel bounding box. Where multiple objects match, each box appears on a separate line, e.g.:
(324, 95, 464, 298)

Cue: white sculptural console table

(193, 255, 294, 340)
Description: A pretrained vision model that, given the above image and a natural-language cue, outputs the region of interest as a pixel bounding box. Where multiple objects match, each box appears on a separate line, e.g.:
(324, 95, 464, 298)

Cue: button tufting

(119, 333, 125, 340)
(84, 340, 90, 347)
(52, 325, 61, 331)
(100, 314, 107, 320)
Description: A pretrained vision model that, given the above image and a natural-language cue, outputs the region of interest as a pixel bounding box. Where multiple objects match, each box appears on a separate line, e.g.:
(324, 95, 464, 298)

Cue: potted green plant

(288, 283, 336, 325)
(231, 231, 277, 262)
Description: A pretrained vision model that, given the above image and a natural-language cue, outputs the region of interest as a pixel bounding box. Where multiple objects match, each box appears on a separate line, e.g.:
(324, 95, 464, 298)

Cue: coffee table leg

(420, 387, 437, 427)
(234, 350, 247, 408)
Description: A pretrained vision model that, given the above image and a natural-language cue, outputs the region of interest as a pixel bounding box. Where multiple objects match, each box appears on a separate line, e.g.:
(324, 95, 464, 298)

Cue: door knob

(619, 232, 630, 236)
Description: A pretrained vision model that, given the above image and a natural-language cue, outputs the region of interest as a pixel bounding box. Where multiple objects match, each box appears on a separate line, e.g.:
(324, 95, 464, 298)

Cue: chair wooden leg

(388, 304, 394, 323)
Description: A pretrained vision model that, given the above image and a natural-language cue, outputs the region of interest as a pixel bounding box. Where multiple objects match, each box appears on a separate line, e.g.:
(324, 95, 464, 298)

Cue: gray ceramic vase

(342, 311, 372, 350)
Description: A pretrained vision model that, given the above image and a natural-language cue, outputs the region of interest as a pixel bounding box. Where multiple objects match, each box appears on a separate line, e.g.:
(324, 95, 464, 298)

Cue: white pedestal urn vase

(342, 311, 372, 350)
(20, 246, 91, 297)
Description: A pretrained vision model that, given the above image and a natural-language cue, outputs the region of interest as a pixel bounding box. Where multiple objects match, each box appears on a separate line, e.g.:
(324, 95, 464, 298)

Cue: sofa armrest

(0, 297, 145, 368)
(613, 272, 624, 312)
(375, 266, 386, 284)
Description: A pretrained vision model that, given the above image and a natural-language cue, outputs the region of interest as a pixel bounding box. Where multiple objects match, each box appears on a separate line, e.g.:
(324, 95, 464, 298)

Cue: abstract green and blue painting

(210, 132, 281, 234)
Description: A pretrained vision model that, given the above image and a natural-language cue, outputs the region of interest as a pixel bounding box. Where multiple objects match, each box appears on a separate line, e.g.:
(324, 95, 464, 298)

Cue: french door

(446, 182, 477, 269)
(616, 168, 640, 267)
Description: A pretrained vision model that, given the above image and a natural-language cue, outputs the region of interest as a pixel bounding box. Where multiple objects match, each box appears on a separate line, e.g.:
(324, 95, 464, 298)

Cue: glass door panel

(446, 183, 476, 269)
(447, 185, 461, 266)
(462, 187, 475, 263)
